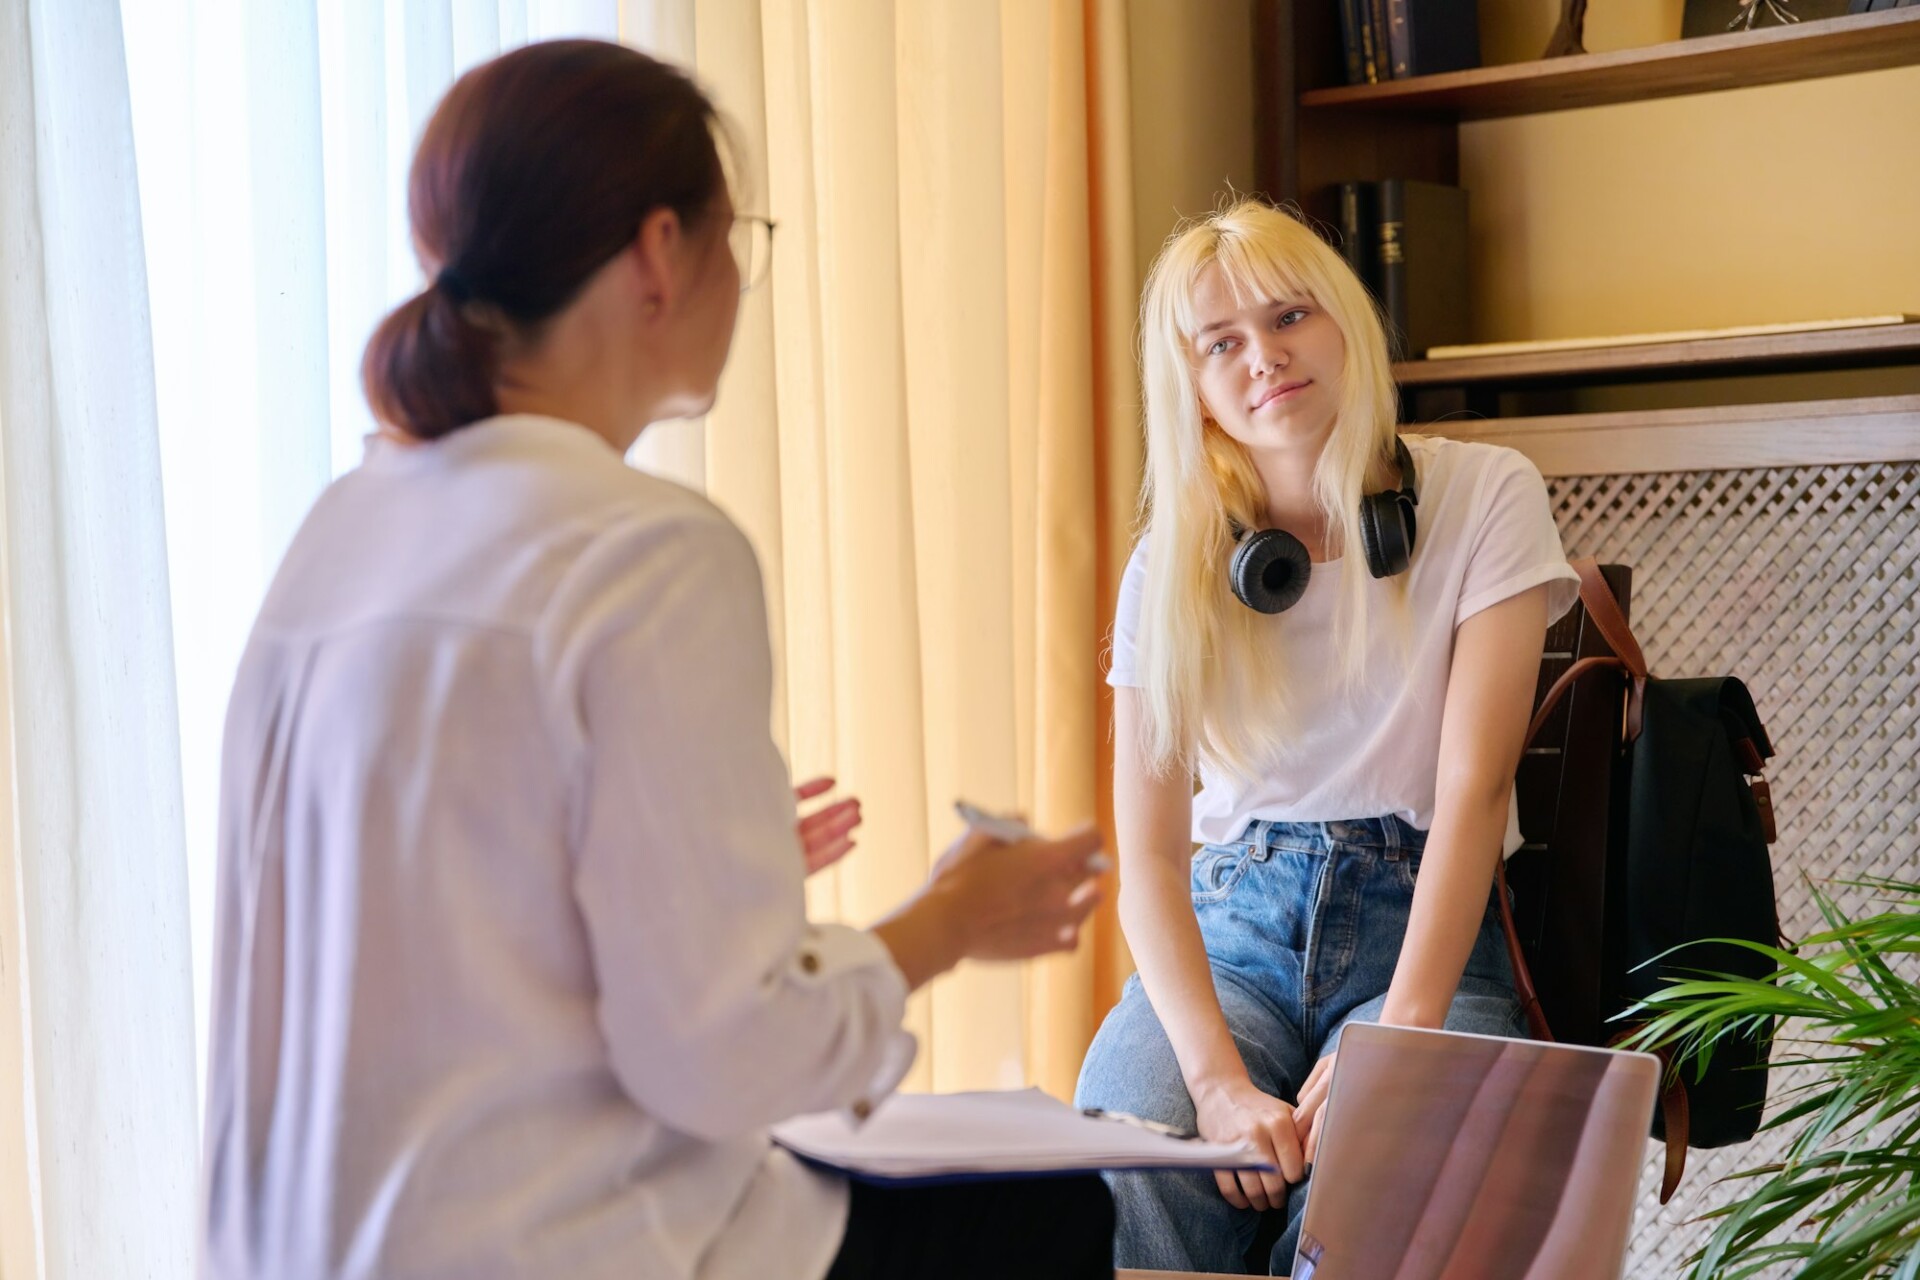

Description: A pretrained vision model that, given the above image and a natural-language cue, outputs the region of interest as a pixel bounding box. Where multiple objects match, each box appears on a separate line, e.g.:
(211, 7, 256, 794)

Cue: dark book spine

(1378, 179, 1409, 359)
(1369, 0, 1393, 80)
(1339, 0, 1367, 84)
(1337, 182, 1380, 303)
(1403, 0, 1483, 76)
(1389, 0, 1412, 78)
(1377, 179, 1471, 358)
(1358, 0, 1380, 83)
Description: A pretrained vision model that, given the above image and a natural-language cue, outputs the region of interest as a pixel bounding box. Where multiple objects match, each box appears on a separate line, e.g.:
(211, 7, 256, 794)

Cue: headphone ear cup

(1230, 528, 1312, 614)
(1360, 491, 1414, 579)
(1359, 495, 1387, 578)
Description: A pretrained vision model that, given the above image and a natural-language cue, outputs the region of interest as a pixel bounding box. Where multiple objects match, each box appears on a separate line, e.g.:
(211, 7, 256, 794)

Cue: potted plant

(1627, 876, 1920, 1278)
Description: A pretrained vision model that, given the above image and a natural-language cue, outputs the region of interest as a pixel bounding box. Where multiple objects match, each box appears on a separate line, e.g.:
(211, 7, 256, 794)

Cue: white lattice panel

(1548, 462, 1920, 1277)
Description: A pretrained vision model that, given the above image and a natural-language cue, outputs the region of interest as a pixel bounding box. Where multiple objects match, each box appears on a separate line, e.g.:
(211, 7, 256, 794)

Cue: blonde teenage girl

(1075, 201, 1579, 1274)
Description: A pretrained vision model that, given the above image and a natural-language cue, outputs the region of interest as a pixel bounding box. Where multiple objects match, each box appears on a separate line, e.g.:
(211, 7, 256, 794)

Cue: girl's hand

(1191, 1075, 1307, 1210)
(794, 776, 861, 876)
(1293, 1050, 1337, 1163)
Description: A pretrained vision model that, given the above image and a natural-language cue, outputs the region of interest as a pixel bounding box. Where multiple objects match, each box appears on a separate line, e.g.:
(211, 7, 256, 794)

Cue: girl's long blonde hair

(1134, 199, 1407, 782)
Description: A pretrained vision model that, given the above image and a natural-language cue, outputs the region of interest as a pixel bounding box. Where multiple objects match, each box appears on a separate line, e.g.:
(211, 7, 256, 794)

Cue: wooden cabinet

(1251, 3, 1920, 452)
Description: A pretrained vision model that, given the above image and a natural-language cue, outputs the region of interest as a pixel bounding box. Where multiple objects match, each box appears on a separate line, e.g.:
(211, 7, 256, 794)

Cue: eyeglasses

(730, 214, 777, 292)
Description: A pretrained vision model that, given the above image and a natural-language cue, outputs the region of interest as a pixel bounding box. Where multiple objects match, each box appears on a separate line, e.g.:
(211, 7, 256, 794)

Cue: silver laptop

(1293, 1023, 1660, 1280)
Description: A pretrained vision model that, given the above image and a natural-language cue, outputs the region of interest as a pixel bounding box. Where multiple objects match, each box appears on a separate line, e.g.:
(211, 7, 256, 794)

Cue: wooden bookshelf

(1394, 322, 1920, 389)
(1251, 0, 1920, 445)
(1299, 8, 1920, 120)
(1428, 394, 1920, 475)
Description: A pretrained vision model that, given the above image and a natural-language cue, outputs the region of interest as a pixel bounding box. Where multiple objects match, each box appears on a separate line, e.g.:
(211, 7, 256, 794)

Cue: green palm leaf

(1624, 876, 1920, 1279)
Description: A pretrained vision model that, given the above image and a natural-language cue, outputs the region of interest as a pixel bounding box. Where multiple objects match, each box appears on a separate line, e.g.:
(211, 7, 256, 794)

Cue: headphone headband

(1386, 436, 1417, 504)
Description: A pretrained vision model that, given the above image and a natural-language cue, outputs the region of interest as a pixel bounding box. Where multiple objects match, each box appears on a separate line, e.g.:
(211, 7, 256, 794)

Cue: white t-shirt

(1107, 434, 1579, 853)
(202, 415, 914, 1280)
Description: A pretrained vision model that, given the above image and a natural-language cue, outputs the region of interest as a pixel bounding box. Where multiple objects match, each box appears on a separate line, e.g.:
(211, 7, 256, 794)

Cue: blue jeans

(1074, 816, 1526, 1276)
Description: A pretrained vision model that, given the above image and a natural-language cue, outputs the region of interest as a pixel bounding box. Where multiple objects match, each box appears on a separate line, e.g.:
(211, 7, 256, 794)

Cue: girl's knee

(1074, 1033, 1193, 1128)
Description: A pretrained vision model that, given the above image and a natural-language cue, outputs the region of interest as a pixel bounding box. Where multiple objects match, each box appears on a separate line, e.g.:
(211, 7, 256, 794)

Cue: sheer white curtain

(0, 1, 196, 1276)
(119, 0, 693, 1120)
(0, 4, 689, 1278)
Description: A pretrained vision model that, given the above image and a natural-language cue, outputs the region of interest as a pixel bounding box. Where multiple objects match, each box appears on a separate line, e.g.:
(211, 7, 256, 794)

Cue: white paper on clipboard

(770, 1087, 1270, 1183)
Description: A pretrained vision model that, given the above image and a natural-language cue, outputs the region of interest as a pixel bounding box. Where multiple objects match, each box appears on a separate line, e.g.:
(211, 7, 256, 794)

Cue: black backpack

(1497, 559, 1781, 1202)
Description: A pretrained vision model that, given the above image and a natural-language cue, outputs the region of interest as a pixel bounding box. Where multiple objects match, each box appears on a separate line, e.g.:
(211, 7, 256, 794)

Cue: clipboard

(770, 1087, 1272, 1186)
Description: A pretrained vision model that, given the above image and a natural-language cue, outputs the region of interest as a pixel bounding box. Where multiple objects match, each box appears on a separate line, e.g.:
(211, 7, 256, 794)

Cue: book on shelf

(1370, 0, 1393, 84)
(1336, 181, 1381, 302)
(1339, 0, 1369, 84)
(1350, 0, 1382, 82)
(1422, 315, 1919, 361)
(1342, 0, 1480, 82)
(1378, 179, 1470, 360)
(1328, 179, 1469, 359)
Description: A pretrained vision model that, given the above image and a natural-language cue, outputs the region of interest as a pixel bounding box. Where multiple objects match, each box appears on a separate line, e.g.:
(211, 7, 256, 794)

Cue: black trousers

(825, 1173, 1114, 1280)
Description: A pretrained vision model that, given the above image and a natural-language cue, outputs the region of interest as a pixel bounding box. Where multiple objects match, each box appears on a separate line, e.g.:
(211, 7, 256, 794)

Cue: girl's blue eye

(1278, 308, 1309, 327)
(1207, 338, 1233, 356)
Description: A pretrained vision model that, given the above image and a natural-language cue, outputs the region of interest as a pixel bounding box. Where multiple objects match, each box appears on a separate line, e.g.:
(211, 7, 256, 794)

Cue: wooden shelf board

(1420, 394, 1920, 476)
(1394, 323, 1920, 388)
(1300, 8, 1920, 119)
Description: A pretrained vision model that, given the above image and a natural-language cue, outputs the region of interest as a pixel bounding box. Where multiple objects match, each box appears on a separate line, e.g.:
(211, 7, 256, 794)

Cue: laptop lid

(1293, 1024, 1659, 1280)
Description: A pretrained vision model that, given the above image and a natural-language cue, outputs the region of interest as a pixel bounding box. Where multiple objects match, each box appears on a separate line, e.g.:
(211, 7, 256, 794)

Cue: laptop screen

(1294, 1024, 1659, 1280)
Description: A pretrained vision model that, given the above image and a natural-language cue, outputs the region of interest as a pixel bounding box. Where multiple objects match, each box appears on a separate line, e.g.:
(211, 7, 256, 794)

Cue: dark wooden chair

(1505, 563, 1633, 1049)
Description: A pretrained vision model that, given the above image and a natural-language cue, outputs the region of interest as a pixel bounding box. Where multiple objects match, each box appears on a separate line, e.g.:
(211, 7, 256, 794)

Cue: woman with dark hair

(200, 39, 1112, 1280)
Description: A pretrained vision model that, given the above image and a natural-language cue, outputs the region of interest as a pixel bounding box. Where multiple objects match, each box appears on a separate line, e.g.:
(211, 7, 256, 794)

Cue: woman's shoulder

(463, 414, 744, 551)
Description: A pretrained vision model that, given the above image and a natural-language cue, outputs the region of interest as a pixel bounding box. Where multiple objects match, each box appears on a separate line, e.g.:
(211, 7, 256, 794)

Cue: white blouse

(201, 415, 914, 1280)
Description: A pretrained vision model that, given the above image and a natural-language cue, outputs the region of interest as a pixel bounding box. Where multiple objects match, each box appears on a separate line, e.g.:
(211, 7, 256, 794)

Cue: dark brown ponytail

(362, 40, 726, 440)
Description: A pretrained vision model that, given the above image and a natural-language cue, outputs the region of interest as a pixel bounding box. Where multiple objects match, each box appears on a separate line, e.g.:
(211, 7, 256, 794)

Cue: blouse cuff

(798, 923, 918, 1123)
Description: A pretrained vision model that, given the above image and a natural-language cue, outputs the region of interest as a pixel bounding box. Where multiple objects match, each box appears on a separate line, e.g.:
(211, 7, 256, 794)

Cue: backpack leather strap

(1524, 654, 1627, 747)
(1571, 558, 1650, 741)
(1493, 857, 1553, 1043)
(1658, 1074, 1690, 1203)
(1606, 1030, 1690, 1202)
(1497, 860, 1691, 1201)
(1643, 1041, 1690, 1204)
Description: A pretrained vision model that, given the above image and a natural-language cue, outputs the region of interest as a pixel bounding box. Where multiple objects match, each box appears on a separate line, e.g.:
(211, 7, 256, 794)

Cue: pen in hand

(953, 799, 1113, 874)
(876, 800, 1111, 980)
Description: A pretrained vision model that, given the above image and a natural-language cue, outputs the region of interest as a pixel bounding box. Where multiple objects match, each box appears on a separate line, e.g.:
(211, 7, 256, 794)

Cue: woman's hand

(871, 823, 1108, 990)
(794, 776, 861, 876)
(1292, 1051, 1337, 1163)
(927, 824, 1108, 960)
(1191, 1075, 1308, 1210)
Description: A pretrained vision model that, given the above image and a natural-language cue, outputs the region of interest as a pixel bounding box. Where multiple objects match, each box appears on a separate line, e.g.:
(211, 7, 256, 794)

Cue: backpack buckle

(1750, 777, 1778, 845)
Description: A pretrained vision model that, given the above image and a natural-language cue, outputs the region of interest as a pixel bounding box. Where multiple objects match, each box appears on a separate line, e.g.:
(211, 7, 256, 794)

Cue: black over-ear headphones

(1228, 436, 1419, 614)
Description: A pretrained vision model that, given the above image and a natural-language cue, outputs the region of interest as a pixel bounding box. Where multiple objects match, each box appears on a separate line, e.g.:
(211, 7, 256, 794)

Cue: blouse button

(850, 1098, 873, 1121)
(799, 950, 821, 975)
